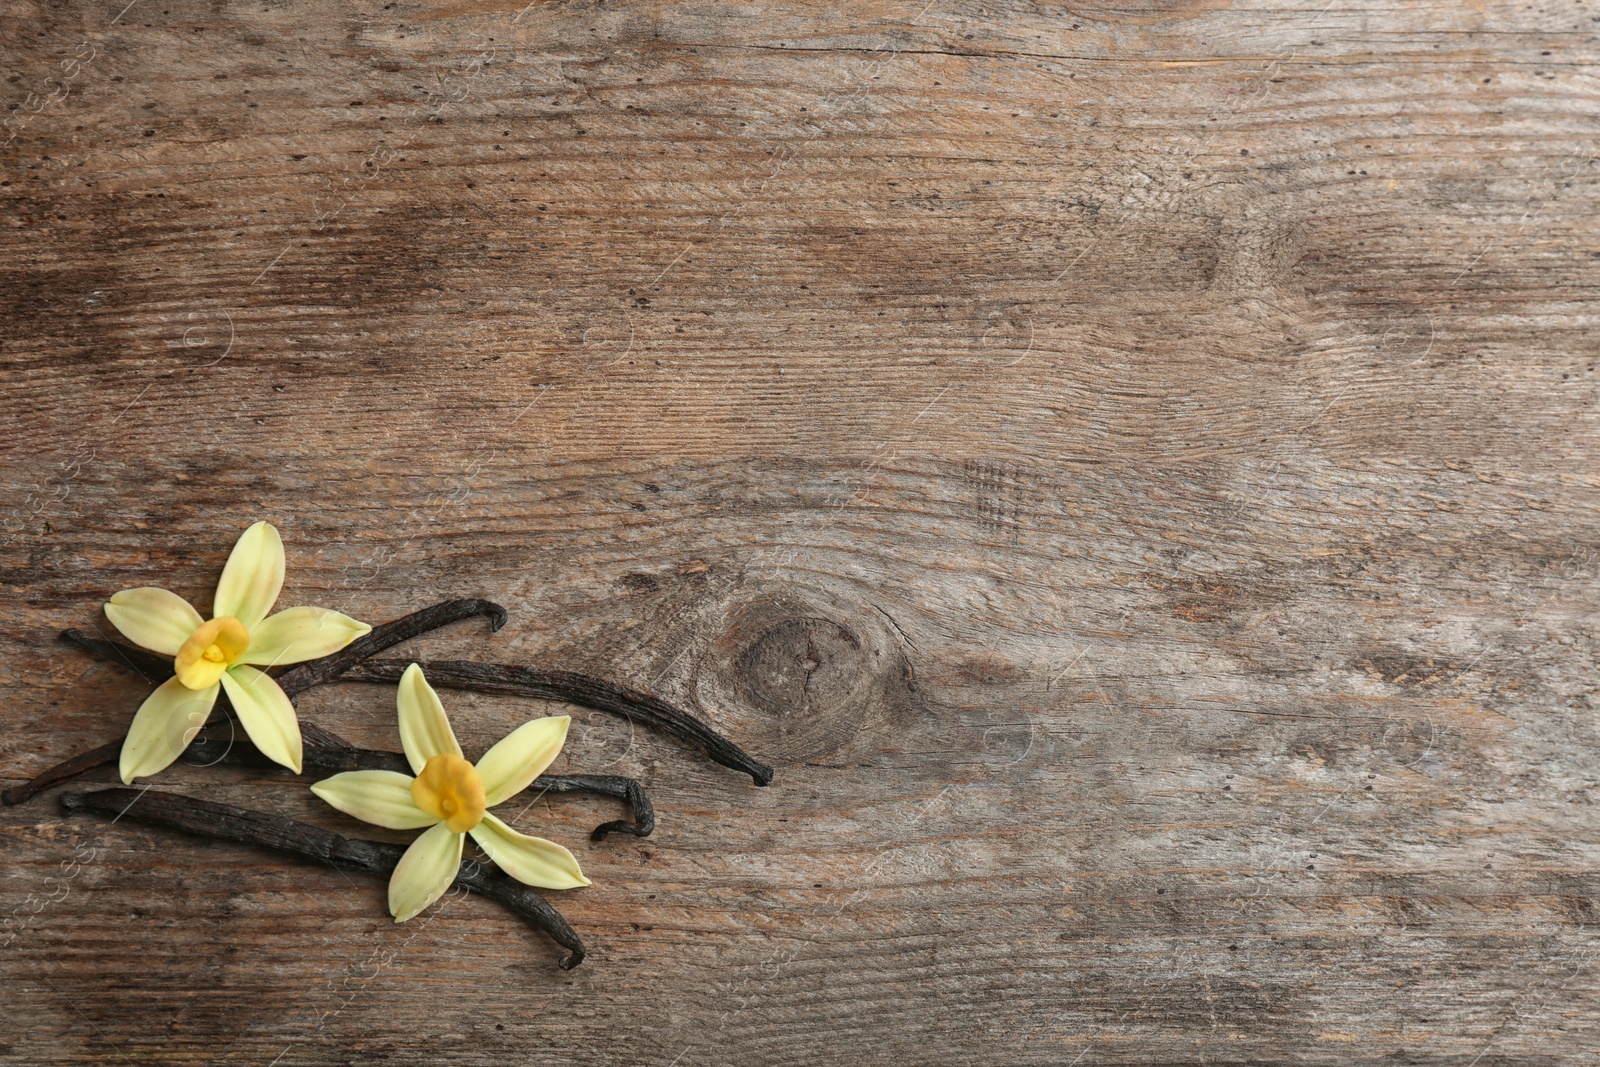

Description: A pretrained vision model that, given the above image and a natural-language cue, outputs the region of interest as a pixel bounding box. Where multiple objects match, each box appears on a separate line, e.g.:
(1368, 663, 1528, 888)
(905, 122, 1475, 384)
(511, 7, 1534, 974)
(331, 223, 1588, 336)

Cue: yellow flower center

(174, 616, 250, 690)
(411, 753, 487, 834)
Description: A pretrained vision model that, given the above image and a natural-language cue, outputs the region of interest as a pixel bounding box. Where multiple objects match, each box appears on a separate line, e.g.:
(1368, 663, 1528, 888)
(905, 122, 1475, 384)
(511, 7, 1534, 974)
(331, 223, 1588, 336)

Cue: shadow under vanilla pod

(8, 596, 773, 968)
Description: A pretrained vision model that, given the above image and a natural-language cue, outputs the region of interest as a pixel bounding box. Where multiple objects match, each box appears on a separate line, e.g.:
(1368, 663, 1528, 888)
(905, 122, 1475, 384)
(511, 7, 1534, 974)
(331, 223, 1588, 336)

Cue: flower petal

(388, 822, 463, 923)
(396, 663, 461, 774)
(220, 664, 302, 773)
(212, 521, 284, 628)
(469, 813, 590, 890)
(475, 715, 570, 806)
(104, 587, 202, 656)
(241, 606, 373, 667)
(119, 676, 220, 783)
(310, 771, 436, 830)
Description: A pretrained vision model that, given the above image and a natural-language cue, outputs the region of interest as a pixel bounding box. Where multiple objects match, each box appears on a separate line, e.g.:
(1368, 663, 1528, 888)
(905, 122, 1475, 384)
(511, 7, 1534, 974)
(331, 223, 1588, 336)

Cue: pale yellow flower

(105, 521, 372, 783)
(312, 664, 589, 922)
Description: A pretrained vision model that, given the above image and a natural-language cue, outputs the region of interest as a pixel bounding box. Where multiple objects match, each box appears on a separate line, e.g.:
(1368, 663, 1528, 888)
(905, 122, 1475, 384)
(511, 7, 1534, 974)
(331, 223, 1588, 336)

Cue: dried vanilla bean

(59, 629, 169, 679)
(345, 659, 774, 786)
(12, 601, 511, 803)
(523, 774, 656, 841)
(180, 736, 655, 838)
(1, 740, 122, 805)
(58, 597, 508, 697)
(61, 787, 586, 968)
(275, 598, 507, 697)
(10, 720, 654, 838)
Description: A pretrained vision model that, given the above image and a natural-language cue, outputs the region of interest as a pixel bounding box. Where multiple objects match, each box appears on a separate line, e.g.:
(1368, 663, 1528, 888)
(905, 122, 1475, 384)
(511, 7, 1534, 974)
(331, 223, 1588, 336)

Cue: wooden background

(3, 0, 1598, 1062)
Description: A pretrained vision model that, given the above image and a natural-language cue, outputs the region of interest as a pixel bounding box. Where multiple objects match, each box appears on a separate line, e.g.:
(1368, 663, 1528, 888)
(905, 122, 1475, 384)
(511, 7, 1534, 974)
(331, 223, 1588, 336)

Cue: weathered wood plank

(4, 0, 1599, 1063)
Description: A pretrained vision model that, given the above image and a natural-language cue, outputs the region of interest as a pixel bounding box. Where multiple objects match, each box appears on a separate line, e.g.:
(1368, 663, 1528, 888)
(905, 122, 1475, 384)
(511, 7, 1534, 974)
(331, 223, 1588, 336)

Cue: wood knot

(737, 616, 864, 721)
(699, 597, 911, 764)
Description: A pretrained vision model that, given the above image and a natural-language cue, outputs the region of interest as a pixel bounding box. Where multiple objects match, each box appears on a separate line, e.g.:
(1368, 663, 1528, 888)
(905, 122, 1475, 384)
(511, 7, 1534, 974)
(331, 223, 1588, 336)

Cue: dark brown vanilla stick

(523, 775, 656, 841)
(58, 598, 508, 698)
(60, 632, 169, 680)
(345, 660, 775, 787)
(10, 601, 510, 804)
(180, 736, 655, 839)
(61, 787, 586, 968)
(275, 598, 507, 697)
(2, 741, 123, 805)
(8, 726, 654, 838)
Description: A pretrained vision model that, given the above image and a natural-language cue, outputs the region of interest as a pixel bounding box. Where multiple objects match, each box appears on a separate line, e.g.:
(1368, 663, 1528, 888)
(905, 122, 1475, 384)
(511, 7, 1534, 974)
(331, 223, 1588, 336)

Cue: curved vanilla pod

(5, 601, 510, 804)
(61, 787, 585, 968)
(345, 659, 774, 786)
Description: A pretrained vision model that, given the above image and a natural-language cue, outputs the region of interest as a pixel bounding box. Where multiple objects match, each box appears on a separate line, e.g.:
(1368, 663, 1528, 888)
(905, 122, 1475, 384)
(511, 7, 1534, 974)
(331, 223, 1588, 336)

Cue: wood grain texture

(3, 0, 1599, 1063)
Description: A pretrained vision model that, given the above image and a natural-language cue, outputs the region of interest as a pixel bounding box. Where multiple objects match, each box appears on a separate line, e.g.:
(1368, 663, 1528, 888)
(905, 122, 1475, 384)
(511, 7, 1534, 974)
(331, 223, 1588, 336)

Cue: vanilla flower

(312, 663, 589, 922)
(105, 521, 372, 783)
